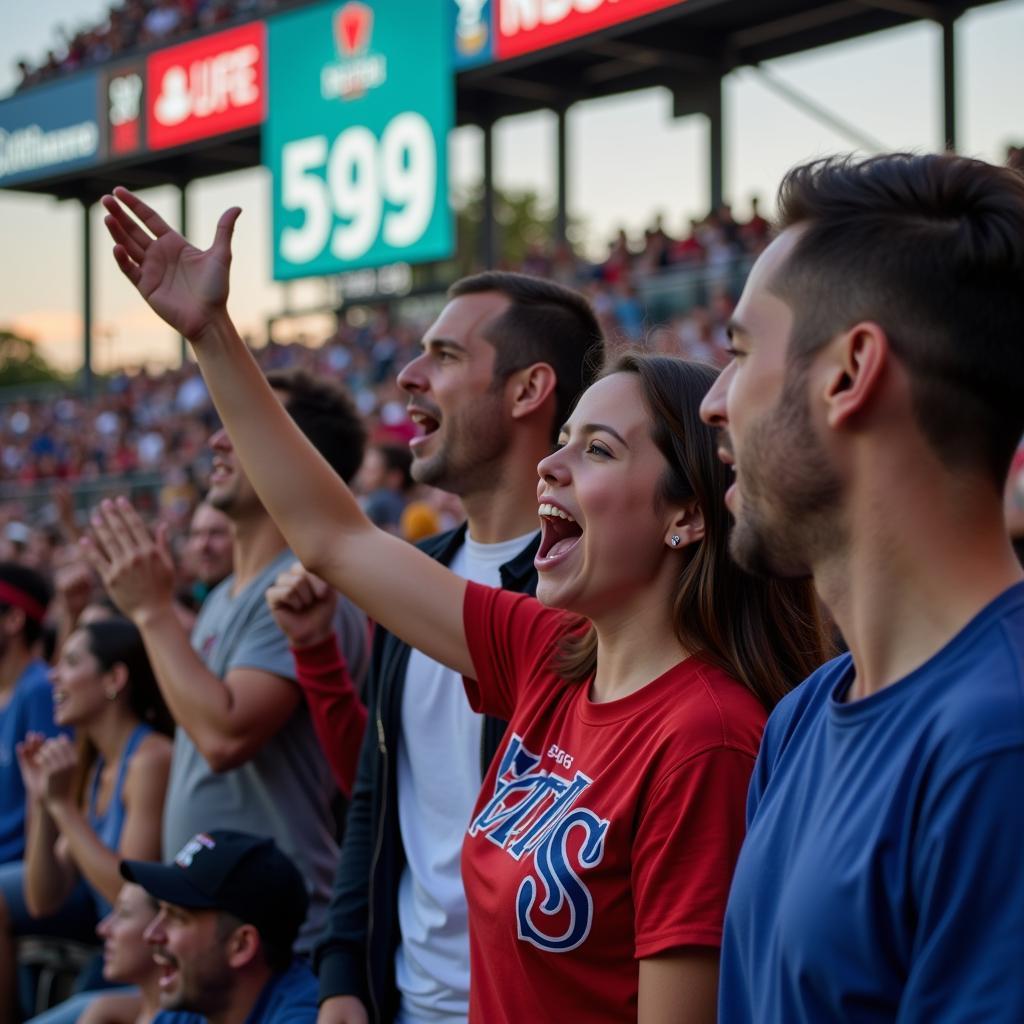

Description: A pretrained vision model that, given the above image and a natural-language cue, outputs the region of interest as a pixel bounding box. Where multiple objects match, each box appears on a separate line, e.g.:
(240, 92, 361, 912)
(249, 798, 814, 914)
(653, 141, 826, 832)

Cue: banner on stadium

(494, 0, 686, 59)
(146, 22, 267, 151)
(0, 74, 101, 187)
(266, 0, 453, 280)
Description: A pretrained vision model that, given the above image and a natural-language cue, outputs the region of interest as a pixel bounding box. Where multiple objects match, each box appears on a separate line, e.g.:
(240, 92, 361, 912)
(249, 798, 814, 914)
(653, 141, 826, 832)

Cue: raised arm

(100, 188, 474, 678)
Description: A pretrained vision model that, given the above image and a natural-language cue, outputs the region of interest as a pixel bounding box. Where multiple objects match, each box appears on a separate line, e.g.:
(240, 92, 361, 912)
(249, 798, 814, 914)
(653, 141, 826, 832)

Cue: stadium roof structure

(0, 0, 1005, 386)
(1, 0, 1001, 203)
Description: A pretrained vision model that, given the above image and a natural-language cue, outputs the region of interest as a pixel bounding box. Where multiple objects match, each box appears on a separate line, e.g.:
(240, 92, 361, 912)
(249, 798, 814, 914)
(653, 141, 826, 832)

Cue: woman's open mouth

(536, 502, 583, 569)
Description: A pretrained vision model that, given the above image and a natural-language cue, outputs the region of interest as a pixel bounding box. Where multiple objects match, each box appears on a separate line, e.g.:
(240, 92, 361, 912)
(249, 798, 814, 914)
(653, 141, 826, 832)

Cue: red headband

(0, 581, 47, 623)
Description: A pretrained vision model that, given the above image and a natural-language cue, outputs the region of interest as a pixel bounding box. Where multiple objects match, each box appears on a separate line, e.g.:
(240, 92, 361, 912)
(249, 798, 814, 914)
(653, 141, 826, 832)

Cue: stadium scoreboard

(0, 0, 692, 279)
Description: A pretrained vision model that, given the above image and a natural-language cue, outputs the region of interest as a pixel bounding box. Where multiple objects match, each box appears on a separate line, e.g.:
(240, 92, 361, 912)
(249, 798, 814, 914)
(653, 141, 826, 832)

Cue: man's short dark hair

(770, 152, 1024, 488)
(448, 271, 604, 442)
(266, 367, 366, 484)
(0, 562, 52, 647)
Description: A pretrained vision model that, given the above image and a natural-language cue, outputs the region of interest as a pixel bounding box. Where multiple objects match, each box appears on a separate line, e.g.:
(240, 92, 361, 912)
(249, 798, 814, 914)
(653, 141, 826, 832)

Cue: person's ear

(665, 500, 705, 551)
(103, 662, 129, 702)
(224, 922, 261, 970)
(823, 322, 888, 429)
(508, 363, 558, 422)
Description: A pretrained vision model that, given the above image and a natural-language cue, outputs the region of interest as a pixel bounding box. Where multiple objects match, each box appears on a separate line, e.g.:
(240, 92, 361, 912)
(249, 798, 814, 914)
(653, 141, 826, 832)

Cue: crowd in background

(13, 0, 291, 91)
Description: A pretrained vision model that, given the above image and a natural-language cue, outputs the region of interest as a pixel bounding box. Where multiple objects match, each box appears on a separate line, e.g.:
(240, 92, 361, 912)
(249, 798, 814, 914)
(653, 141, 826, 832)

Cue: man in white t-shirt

(312, 272, 603, 1024)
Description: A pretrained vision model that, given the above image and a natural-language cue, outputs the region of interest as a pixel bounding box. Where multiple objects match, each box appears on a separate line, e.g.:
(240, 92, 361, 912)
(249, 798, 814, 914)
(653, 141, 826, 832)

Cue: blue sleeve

(21, 681, 64, 739)
(899, 747, 1024, 1022)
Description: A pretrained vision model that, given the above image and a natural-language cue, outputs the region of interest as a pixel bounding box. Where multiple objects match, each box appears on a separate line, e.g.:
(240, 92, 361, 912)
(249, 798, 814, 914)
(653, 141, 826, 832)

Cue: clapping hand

(18, 734, 78, 809)
(81, 498, 176, 624)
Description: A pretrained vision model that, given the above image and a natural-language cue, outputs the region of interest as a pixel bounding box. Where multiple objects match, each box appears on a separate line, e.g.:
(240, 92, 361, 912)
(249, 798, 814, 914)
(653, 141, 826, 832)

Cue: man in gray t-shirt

(87, 368, 369, 952)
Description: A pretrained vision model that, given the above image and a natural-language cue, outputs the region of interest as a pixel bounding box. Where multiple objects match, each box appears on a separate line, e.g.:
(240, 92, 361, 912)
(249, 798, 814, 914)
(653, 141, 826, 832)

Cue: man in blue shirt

(0, 561, 58, 866)
(701, 153, 1024, 1022)
(121, 830, 318, 1024)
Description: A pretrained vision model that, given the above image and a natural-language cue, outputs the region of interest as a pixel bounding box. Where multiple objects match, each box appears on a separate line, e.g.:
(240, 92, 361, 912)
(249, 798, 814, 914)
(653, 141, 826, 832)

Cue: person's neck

(229, 514, 288, 591)
(87, 706, 142, 768)
(0, 643, 33, 698)
(205, 967, 275, 1024)
(461, 459, 544, 545)
(815, 476, 1022, 702)
(136, 975, 164, 1024)
(590, 573, 690, 702)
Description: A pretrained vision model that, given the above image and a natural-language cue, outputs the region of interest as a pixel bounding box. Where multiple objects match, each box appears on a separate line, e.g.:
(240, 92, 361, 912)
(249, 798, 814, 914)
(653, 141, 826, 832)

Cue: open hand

(266, 562, 339, 650)
(101, 186, 240, 342)
(81, 498, 176, 623)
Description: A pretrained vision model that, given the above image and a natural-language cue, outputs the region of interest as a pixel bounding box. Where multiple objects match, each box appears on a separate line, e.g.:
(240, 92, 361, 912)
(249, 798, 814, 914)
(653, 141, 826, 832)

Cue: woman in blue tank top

(17, 618, 173, 923)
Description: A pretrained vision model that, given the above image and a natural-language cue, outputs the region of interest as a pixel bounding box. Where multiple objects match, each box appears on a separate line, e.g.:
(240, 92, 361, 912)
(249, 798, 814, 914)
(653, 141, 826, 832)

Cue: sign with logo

(103, 60, 146, 158)
(267, 0, 453, 280)
(0, 74, 101, 187)
(146, 22, 266, 150)
(452, 0, 494, 68)
(494, 0, 685, 60)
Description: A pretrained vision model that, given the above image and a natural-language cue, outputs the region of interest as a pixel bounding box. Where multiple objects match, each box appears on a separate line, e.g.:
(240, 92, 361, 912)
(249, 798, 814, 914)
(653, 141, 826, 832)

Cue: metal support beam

(708, 77, 724, 212)
(941, 14, 957, 151)
(81, 200, 94, 398)
(747, 65, 890, 152)
(481, 120, 497, 269)
(555, 106, 568, 247)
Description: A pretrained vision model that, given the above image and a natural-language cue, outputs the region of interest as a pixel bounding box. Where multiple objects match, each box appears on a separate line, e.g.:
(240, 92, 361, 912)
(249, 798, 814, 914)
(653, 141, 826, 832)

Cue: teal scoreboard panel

(267, 0, 453, 280)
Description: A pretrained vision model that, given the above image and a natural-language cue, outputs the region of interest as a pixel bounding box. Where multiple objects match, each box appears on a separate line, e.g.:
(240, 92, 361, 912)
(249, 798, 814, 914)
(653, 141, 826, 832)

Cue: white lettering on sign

(109, 74, 143, 126)
(501, 0, 609, 34)
(280, 112, 435, 266)
(320, 54, 387, 100)
(154, 44, 260, 126)
(0, 122, 98, 179)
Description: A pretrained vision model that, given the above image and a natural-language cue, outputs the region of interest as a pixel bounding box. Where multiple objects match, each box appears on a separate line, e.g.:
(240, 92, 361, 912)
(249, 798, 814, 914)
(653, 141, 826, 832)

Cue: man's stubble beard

(729, 363, 844, 580)
(410, 392, 511, 498)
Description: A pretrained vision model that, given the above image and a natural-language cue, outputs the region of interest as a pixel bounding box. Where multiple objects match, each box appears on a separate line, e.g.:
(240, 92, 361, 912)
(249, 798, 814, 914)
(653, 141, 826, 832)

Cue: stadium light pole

(941, 12, 958, 151)
(81, 198, 94, 399)
(555, 104, 569, 247)
(481, 118, 497, 269)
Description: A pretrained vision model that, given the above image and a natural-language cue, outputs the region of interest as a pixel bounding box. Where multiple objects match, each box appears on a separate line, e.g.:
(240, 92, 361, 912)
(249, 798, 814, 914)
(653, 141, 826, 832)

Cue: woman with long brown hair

(0, 617, 173, 1018)
(94, 188, 832, 1024)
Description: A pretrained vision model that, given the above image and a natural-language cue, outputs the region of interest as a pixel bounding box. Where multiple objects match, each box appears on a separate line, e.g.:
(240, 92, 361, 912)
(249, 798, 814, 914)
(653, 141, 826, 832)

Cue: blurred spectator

(83, 370, 370, 954)
(356, 444, 413, 534)
(120, 830, 317, 1024)
(182, 500, 233, 607)
(0, 564, 60, 868)
(67, 882, 164, 1024)
(1, 619, 173, 1024)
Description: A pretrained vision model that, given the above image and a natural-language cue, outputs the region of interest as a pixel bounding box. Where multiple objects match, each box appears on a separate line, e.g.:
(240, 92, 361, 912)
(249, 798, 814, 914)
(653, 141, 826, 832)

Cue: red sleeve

(632, 746, 756, 958)
(291, 633, 368, 800)
(461, 581, 571, 720)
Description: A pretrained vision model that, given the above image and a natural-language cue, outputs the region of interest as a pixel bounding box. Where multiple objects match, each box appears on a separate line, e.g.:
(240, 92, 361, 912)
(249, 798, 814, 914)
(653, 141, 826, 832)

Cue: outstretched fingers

(111, 185, 173, 238)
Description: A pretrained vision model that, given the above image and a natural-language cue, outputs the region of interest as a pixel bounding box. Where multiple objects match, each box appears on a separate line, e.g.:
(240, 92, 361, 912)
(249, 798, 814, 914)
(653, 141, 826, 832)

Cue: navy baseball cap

(121, 830, 308, 950)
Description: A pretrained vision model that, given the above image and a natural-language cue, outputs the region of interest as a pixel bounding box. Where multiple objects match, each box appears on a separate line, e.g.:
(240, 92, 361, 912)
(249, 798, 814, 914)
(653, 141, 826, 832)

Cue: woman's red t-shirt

(460, 582, 767, 1023)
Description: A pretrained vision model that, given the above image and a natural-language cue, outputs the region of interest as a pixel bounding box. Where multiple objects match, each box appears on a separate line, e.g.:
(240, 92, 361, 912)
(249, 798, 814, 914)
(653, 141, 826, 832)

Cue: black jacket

(313, 524, 540, 1023)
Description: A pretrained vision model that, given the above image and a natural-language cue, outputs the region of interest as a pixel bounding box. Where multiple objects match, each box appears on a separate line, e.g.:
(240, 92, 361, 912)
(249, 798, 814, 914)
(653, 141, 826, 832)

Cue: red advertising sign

(146, 22, 266, 150)
(495, 0, 685, 59)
